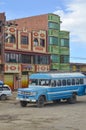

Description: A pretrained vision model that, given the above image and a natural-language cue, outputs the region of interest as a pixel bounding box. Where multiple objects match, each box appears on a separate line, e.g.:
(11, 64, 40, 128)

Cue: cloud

(54, 0, 86, 44)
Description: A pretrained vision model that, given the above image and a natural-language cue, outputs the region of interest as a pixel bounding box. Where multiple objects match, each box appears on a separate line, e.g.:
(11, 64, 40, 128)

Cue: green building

(48, 13, 70, 71)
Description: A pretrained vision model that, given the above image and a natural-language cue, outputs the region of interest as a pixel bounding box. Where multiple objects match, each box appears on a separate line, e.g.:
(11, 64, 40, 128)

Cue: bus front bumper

(16, 97, 36, 102)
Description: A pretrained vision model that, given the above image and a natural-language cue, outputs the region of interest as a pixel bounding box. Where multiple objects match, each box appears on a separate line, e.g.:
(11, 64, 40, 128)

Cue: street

(0, 92, 86, 130)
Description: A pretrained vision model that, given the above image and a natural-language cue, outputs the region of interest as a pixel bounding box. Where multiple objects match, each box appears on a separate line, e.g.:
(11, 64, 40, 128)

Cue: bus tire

(20, 101, 27, 107)
(67, 93, 77, 104)
(37, 96, 45, 107)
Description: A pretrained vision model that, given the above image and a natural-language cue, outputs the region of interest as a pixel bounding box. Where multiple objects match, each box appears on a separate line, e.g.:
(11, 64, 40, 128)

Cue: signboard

(4, 64, 21, 73)
(36, 65, 50, 72)
(22, 64, 35, 72)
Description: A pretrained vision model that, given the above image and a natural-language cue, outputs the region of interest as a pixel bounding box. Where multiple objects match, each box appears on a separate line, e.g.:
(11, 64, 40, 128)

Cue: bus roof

(30, 72, 86, 79)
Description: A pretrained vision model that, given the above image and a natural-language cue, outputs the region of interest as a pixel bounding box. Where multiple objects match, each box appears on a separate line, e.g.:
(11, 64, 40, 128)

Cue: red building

(0, 13, 50, 90)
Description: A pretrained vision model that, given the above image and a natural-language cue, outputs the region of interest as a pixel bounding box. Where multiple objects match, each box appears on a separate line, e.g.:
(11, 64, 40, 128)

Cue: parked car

(0, 84, 12, 100)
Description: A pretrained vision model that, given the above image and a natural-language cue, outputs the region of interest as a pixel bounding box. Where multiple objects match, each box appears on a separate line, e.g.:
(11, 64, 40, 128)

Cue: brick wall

(0, 12, 6, 22)
(14, 14, 48, 31)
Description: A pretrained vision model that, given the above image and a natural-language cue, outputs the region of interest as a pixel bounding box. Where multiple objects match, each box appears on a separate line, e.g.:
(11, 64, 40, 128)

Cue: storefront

(21, 64, 35, 88)
(4, 63, 21, 90)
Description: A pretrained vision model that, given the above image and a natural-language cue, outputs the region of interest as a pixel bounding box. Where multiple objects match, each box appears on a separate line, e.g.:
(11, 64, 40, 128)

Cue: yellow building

(70, 63, 86, 73)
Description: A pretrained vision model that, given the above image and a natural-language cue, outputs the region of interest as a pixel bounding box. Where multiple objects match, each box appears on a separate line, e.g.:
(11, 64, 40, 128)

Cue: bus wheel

(20, 101, 27, 107)
(37, 96, 45, 107)
(53, 99, 61, 104)
(67, 93, 77, 104)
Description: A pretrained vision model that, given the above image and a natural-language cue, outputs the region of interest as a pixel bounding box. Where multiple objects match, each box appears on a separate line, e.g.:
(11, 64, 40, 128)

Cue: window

(60, 39, 69, 47)
(49, 36, 58, 45)
(57, 80, 61, 86)
(80, 79, 83, 84)
(30, 79, 38, 85)
(34, 55, 49, 64)
(48, 22, 59, 30)
(39, 80, 43, 85)
(21, 36, 28, 44)
(21, 54, 31, 63)
(39, 79, 50, 86)
(10, 54, 16, 62)
(60, 55, 69, 63)
(76, 79, 79, 85)
(72, 79, 75, 85)
(51, 80, 56, 87)
(62, 80, 66, 86)
(5, 53, 19, 63)
(3, 87, 10, 91)
(9, 35, 15, 43)
(4, 33, 8, 43)
(67, 79, 71, 85)
(51, 55, 59, 63)
(40, 39, 45, 47)
(33, 38, 39, 46)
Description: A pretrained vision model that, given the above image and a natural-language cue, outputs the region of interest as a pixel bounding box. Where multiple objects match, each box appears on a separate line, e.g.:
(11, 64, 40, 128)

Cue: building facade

(0, 13, 50, 90)
(15, 13, 70, 71)
(0, 13, 70, 90)
(70, 63, 86, 73)
(48, 14, 70, 71)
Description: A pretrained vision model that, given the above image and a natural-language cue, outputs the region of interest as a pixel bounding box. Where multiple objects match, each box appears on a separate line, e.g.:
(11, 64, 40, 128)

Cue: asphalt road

(0, 92, 86, 130)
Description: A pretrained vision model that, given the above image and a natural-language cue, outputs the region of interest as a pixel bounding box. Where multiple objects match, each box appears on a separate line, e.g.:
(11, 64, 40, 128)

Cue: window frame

(21, 35, 28, 45)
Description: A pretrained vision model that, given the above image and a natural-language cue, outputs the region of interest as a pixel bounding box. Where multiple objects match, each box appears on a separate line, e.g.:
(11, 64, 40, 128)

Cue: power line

(70, 57, 86, 60)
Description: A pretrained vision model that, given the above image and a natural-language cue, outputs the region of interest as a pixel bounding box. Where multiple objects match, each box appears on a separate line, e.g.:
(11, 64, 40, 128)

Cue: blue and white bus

(17, 72, 86, 107)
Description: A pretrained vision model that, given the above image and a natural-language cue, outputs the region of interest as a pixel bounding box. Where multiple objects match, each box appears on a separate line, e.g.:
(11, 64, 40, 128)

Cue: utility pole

(0, 20, 5, 80)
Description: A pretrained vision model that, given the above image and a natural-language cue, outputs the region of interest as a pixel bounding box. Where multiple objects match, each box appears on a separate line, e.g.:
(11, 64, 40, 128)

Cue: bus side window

(31, 79, 38, 85)
(47, 80, 51, 86)
(57, 80, 61, 86)
(80, 78, 83, 84)
(56, 80, 59, 86)
(62, 80, 66, 86)
(67, 79, 71, 85)
(51, 80, 56, 87)
(76, 79, 80, 85)
(46, 80, 50, 86)
(40, 80, 45, 86)
(39, 80, 42, 85)
(54, 81, 56, 87)
(72, 79, 75, 85)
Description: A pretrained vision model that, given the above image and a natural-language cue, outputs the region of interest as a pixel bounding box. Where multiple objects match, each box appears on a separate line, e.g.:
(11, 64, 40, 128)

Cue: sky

(0, 0, 86, 63)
